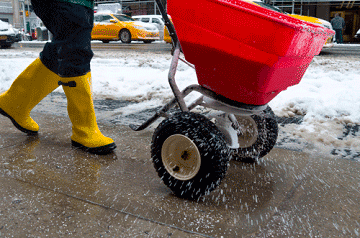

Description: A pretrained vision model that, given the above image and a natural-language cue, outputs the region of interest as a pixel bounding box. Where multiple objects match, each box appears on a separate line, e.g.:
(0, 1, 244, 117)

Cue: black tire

(232, 106, 278, 162)
(151, 112, 230, 199)
(119, 29, 131, 43)
(143, 40, 154, 44)
(102, 40, 110, 43)
(0, 44, 12, 49)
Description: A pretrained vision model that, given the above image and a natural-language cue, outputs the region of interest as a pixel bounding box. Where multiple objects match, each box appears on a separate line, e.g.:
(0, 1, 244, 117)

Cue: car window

(100, 15, 113, 23)
(94, 15, 102, 23)
(152, 18, 162, 24)
(0, 20, 9, 30)
(113, 14, 135, 22)
(141, 18, 150, 23)
(254, 1, 283, 13)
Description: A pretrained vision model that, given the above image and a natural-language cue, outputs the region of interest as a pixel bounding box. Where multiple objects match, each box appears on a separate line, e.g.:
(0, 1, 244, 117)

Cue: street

(0, 41, 359, 237)
(15, 40, 360, 53)
(16, 40, 360, 55)
(1, 110, 359, 237)
(16, 40, 173, 52)
(320, 43, 360, 56)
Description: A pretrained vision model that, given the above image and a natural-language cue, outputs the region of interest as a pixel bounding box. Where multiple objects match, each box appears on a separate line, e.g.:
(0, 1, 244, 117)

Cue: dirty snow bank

(0, 49, 359, 160)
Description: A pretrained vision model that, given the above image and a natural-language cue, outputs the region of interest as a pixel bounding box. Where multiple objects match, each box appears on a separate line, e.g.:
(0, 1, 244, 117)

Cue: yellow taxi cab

(288, 14, 334, 48)
(246, 0, 334, 48)
(164, 27, 171, 44)
(92, 12, 160, 43)
(163, 16, 172, 44)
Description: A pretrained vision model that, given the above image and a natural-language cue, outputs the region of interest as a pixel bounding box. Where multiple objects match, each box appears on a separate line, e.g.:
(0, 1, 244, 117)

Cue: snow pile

(0, 49, 359, 159)
(269, 55, 360, 159)
(271, 56, 360, 123)
(0, 19, 10, 30)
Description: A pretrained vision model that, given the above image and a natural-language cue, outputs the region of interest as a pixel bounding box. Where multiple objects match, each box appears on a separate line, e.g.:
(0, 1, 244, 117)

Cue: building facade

(93, 0, 360, 42)
(94, 0, 167, 16)
(271, 0, 360, 42)
(1, 0, 359, 42)
(0, 1, 13, 23)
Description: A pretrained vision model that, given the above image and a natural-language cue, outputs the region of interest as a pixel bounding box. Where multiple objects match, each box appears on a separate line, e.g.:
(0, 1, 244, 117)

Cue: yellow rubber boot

(60, 72, 116, 155)
(0, 58, 59, 135)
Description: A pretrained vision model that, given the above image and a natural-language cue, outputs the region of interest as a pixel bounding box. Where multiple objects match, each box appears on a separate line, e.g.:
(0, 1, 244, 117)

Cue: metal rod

(22, 1, 26, 34)
(129, 85, 198, 131)
(179, 57, 195, 69)
(130, 83, 266, 131)
(187, 96, 204, 111)
(154, 0, 179, 47)
(129, 97, 177, 131)
(168, 42, 188, 112)
(228, 113, 244, 136)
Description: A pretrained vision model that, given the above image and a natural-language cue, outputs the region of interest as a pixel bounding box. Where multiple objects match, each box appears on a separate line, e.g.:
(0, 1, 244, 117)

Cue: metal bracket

(58, 81, 76, 87)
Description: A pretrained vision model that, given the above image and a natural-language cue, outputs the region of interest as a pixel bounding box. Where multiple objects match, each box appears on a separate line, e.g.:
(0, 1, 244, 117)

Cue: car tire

(102, 40, 110, 43)
(232, 106, 278, 163)
(0, 44, 12, 49)
(151, 112, 231, 199)
(119, 29, 131, 44)
(143, 40, 154, 44)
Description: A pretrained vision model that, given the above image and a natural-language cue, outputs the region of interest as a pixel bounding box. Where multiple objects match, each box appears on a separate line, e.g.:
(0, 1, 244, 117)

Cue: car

(0, 20, 18, 48)
(164, 24, 172, 44)
(133, 15, 165, 40)
(244, 0, 334, 49)
(12, 27, 22, 42)
(132, 15, 164, 31)
(287, 14, 334, 48)
(355, 29, 360, 40)
(91, 12, 160, 43)
(163, 15, 172, 44)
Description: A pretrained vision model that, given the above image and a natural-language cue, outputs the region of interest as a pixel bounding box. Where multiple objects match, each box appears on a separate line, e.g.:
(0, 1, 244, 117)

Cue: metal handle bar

(155, 0, 179, 48)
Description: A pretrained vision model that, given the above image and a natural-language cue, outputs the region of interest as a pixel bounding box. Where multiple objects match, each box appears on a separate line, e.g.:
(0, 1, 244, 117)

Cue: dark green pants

(31, 0, 94, 77)
(334, 29, 343, 43)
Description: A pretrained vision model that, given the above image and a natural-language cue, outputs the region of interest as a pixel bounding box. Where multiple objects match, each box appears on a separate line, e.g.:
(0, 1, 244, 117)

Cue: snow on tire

(151, 112, 231, 199)
(233, 106, 278, 162)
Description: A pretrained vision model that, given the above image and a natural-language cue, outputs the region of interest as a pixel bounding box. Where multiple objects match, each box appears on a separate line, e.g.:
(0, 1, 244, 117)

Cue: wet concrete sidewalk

(0, 112, 359, 237)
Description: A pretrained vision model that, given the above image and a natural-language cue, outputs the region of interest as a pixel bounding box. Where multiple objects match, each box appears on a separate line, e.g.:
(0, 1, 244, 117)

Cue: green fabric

(57, 0, 94, 9)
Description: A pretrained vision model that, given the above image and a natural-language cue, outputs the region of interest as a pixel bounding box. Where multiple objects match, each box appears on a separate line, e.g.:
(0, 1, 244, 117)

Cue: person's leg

(32, 1, 116, 154)
(0, 59, 60, 134)
(335, 29, 342, 43)
(60, 73, 116, 154)
(335, 29, 339, 43)
(339, 29, 343, 43)
(0, 1, 62, 135)
(31, 0, 94, 76)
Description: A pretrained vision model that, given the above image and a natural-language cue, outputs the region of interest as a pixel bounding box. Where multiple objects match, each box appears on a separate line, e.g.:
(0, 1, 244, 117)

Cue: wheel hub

(161, 134, 201, 181)
(237, 116, 258, 148)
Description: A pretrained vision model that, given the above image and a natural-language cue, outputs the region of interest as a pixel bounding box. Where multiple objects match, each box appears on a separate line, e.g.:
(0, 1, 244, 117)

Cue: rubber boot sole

(0, 108, 38, 135)
(71, 140, 117, 155)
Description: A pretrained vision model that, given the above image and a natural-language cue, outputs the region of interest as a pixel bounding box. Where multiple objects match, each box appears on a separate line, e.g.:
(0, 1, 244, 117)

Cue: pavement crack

(0, 144, 19, 150)
(8, 176, 214, 238)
